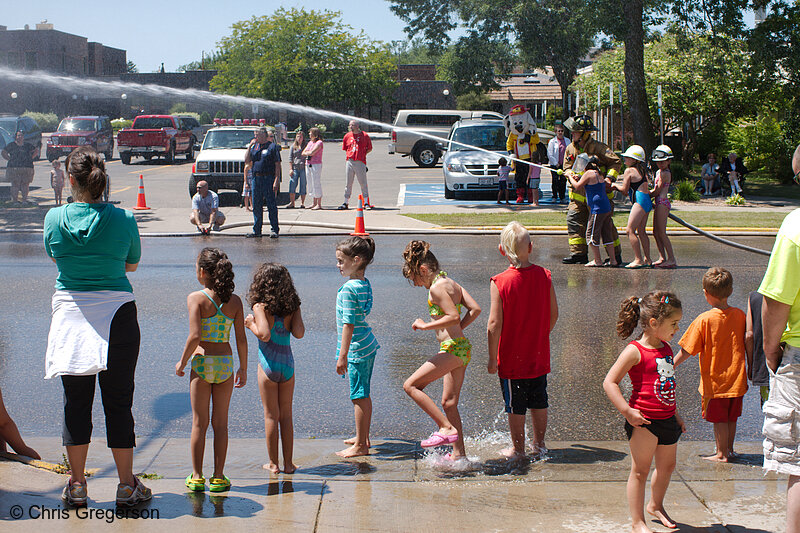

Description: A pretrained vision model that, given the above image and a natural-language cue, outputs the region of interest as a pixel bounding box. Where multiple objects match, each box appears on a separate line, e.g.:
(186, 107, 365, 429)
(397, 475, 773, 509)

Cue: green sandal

(209, 475, 231, 493)
(185, 474, 205, 492)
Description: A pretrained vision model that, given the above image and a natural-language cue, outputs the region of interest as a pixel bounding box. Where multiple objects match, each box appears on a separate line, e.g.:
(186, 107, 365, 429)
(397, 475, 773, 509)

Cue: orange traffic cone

(133, 174, 150, 210)
(350, 194, 369, 236)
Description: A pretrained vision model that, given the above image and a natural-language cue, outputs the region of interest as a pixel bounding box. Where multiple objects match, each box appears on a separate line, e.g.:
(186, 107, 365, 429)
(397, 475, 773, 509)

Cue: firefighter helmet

(651, 145, 674, 161)
(621, 145, 646, 162)
(563, 114, 598, 132)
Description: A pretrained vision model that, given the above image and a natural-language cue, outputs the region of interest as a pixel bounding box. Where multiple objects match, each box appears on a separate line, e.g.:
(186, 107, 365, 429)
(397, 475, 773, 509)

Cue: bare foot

(18, 446, 41, 460)
(585, 261, 602, 267)
(631, 522, 654, 533)
(646, 503, 677, 529)
(499, 447, 526, 460)
(343, 436, 371, 447)
(336, 445, 370, 458)
(283, 463, 297, 474)
(702, 453, 729, 463)
(625, 261, 646, 269)
(263, 463, 281, 474)
(655, 261, 677, 269)
(530, 443, 548, 459)
(651, 259, 665, 267)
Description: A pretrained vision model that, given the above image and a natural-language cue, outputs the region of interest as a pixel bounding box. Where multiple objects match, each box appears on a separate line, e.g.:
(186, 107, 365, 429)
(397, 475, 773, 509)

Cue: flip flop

(209, 475, 231, 493)
(421, 431, 459, 448)
(625, 263, 647, 269)
(185, 474, 205, 492)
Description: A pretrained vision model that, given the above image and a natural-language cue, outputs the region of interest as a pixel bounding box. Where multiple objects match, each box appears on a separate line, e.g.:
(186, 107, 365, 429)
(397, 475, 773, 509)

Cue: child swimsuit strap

(201, 289, 232, 320)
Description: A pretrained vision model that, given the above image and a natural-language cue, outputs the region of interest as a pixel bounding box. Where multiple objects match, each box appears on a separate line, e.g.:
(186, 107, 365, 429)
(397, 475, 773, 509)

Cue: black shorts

(624, 415, 682, 446)
(500, 375, 548, 415)
(498, 181, 508, 191)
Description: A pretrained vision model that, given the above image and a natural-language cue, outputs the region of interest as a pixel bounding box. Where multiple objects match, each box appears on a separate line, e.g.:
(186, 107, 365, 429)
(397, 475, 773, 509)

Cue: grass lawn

(403, 210, 788, 229)
(679, 167, 800, 200)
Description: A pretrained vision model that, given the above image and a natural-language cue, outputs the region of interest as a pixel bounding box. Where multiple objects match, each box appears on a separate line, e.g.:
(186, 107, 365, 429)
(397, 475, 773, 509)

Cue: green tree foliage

(214, 110, 226, 119)
(22, 111, 58, 132)
(725, 113, 795, 183)
(390, 38, 441, 65)
(169, 102, 188, 114)
(126, 60, 138, 74)
(456, 92, 492, 110)
(210, 8, 397, 110)
(572, 28, 760, 162)
(438, 31, 516, 95)
(198, 111, 212, 125)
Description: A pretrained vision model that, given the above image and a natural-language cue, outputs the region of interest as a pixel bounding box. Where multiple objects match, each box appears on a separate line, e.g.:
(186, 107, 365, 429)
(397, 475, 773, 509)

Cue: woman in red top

(604, 291, 685, 533)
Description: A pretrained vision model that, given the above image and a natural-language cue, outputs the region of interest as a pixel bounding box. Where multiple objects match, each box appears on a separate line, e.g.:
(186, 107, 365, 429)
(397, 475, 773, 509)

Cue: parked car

(0, 126, 13, 175)
(389, 109, 504, 168)
(442, 119, 553, 199)
(175, 115, 205, 147)
(0, 115, 42, 160)
(116, 115, 194, 164)
(189, 125, 262, 197)
(47, 116, 114, 161)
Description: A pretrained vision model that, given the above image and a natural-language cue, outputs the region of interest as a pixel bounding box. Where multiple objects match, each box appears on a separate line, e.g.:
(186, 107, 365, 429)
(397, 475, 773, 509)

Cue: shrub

(669, 161, 688, 182)
(456, 92, 492, 111)
(673, 179, 701, 201)
(725, 114, 795, 184)
(232, 110, 243, 120)
(111, 118, 132, 132)
(726, 193, 746, 206)
(22, 111, 59, 132)
(214, 110, 226, 119)
(198, 111, 212, 125)
(169, 102, 188, 114)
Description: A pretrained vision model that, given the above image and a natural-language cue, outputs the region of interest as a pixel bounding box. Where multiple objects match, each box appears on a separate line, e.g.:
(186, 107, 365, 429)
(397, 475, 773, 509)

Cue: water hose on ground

(667, 213, 772, 256)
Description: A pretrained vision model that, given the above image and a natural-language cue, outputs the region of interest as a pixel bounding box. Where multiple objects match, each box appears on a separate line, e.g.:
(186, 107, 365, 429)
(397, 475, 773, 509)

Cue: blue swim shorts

(348, 356, 375, 400)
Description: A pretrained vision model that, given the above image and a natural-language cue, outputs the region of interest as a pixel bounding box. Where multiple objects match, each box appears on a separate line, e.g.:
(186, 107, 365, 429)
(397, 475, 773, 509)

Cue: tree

(210, 8, 397, 111)
(389, 38, 441, 64)
(126, 60, 138, 74)
(389, 0, 593, 109)
(456, 91, 492, 110)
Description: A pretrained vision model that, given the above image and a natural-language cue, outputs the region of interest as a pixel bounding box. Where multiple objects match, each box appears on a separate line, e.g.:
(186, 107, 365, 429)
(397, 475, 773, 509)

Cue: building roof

(487, 67, 563, 102)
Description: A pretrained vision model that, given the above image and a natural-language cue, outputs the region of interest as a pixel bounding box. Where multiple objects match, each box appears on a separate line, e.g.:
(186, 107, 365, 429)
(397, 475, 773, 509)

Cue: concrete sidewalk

(0, 437, 786, 532)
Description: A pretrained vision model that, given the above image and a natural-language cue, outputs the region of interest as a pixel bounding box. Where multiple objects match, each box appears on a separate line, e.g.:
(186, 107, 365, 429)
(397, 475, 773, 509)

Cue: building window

(25, 52, 37, 70)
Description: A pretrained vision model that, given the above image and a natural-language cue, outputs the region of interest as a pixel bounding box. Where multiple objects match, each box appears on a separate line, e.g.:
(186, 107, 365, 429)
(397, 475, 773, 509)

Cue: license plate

(478, 177, 493, 186)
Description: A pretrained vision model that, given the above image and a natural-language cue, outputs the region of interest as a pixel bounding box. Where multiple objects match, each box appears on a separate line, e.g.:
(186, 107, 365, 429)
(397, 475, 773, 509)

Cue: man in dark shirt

(2, 131, 36, 204)
(245, 128, 282, 238)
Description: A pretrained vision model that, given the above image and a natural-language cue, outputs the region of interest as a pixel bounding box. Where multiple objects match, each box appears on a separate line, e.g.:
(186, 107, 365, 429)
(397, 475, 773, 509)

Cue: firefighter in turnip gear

(561, 114, 623, 264)
(504, 105, 540, 203)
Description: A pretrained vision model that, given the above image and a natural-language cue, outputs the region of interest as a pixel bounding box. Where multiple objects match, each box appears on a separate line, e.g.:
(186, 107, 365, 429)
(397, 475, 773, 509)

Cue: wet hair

(247, 262, 300, 317)
(336, 236, 376, 271)
(617, 291, 682, 338)
(500, 221, 530, 268)
(702, 266, 733, 299)
(309, 127, 321, 141)
(498, 157, 508, 166)
(66, 147, 106, 200)
(197, 247, 235, 303)
(402, 240, 440, 280)
(628, 159, 648, 186)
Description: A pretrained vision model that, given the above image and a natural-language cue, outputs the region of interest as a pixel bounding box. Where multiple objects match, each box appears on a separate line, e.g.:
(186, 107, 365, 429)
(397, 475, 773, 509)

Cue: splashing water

(1, 66, 548, 169)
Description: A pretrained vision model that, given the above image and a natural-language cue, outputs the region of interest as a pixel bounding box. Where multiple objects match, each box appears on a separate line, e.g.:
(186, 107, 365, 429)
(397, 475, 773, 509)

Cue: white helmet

(621, 145, 646, 162)
(651, 144, 674, 161)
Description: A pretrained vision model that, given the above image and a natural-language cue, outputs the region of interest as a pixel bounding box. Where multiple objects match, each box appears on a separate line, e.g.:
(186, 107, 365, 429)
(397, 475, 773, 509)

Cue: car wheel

(444, 182, 455, 199)
(188, 175, 198, 198)
(120, 153, 131, 165)
(164, 144, 175, 164)
(413, 143, 439, 168)
(185, 139, 195, 162)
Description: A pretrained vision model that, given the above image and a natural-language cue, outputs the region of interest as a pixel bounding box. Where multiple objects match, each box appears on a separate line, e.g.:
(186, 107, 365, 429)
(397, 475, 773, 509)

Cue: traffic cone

(133, 174, 150, 210)
(350, 194, 369, 236)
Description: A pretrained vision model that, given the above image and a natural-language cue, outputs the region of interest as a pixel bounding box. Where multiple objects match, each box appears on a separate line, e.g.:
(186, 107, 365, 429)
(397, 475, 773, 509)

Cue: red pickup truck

(116, 115, 195, 165)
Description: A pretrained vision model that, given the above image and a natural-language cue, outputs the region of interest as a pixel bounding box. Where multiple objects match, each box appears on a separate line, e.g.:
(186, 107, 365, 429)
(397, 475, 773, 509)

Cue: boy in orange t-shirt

(674, 267, 749, 462)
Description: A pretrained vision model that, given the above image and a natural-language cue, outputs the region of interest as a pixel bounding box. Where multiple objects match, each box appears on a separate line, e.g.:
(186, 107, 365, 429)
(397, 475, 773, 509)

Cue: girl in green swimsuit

(176, 248, 248, 493)
(402, 240, 481, 459)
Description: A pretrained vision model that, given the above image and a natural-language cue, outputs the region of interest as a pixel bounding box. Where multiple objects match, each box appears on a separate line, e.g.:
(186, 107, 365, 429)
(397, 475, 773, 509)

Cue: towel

(45, 290, 134, 379)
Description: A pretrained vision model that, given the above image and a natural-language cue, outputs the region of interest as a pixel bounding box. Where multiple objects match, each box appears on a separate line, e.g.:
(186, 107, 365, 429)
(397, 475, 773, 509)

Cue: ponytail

(197, 247, 235, 303)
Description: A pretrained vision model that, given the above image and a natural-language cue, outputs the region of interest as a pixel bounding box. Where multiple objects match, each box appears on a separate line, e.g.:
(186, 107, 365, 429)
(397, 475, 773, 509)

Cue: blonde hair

(500, 221, 529, 267)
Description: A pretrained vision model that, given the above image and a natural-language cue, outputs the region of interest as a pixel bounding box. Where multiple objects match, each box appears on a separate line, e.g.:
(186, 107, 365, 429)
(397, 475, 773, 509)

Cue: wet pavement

(0, 233, 774, 443)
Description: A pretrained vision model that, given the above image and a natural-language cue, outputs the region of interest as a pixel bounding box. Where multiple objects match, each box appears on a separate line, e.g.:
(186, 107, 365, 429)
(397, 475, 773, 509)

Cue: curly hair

(402, 240, 439, 280)
(336, 236, 375, 270)
(617, 290, 682, 339)
(197, 247, 235, 303)
(247, 263, 301, 318)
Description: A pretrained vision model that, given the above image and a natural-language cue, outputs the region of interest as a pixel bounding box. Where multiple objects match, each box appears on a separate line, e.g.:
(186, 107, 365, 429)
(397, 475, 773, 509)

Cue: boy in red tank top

(488, 221, 559, 459)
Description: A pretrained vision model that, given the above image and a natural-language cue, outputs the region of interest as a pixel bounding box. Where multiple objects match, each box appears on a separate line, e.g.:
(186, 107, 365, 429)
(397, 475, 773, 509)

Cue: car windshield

(0, 126, 11, 148)
(450, 125, 507, 151)
(133, 117, 175, 129)
(0, 118, 17, 132)
(202, 130, 256, 149)
(58, 119, 95, 132)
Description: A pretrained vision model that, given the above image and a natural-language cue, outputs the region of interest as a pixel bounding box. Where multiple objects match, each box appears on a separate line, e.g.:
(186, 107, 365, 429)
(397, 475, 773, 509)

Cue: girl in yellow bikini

(402, 240, 481, 459)
(176, 248, 247, 493)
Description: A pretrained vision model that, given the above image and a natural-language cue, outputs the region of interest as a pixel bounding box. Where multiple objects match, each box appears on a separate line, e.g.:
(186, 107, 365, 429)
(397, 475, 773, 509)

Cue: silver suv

(389, 109, 503, 168)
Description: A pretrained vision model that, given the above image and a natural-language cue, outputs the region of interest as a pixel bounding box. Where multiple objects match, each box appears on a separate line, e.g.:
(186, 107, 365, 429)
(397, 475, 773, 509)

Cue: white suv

(389, 109, 503, 168)
(189, 126, 261, 197)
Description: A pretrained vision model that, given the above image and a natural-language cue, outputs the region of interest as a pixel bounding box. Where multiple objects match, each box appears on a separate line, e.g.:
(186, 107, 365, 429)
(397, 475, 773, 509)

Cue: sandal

(209, 475, 231, 493)
(185, 474, 205, 492)
(421, 431, 459, 448)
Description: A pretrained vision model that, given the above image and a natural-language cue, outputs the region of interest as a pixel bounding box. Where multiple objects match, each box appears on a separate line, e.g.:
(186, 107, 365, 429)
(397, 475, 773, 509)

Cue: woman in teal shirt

(43, 147, 151, 508)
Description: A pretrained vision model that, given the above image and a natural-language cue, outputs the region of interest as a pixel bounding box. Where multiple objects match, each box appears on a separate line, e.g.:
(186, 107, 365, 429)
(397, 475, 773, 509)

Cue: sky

(3, 1, 414, 72)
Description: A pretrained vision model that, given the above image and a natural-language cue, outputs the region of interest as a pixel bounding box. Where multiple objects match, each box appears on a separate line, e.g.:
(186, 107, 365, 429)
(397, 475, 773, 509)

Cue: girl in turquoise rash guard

(245, 263, 305, 474)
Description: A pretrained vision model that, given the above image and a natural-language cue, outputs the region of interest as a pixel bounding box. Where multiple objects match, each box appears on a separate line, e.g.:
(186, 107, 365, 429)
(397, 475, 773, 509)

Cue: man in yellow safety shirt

(561, 115, 623, 264)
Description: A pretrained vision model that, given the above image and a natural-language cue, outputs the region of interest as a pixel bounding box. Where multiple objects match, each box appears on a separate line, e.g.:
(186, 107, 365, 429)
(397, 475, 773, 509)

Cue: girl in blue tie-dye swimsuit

(245, 263, 305, 474)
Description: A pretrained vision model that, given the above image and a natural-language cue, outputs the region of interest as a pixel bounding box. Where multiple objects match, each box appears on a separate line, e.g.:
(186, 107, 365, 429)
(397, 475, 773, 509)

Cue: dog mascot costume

(504, 105, 540, 204)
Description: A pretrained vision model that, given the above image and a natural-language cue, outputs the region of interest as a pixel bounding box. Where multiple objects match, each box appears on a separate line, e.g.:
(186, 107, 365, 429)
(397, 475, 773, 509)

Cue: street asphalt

(1, 138, 797, 531)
